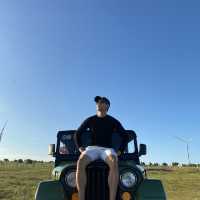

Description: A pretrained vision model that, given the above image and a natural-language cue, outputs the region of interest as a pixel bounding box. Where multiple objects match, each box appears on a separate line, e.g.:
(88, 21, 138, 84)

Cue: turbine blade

(174, 136, 188, 143)
(0, 121, 8, 142)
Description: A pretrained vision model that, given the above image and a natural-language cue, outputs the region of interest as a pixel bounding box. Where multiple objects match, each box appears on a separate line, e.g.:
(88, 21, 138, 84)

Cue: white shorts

(84, 146, 117, 161)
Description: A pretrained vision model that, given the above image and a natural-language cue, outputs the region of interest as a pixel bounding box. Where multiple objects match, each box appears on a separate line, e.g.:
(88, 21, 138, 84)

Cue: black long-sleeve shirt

(75, 115, 128, 152)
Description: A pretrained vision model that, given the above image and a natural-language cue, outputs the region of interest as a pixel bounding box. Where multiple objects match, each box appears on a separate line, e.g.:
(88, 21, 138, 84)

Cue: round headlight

(120, 171, 137, 188)
(65, 171, 76, 188)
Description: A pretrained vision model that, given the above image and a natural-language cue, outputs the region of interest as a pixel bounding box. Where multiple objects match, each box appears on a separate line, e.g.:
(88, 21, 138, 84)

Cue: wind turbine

(0, 121, 8, 143)
(174, 136, 192, 165)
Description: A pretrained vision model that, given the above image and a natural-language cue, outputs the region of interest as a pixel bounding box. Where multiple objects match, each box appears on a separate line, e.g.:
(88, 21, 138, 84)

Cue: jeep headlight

(120, 171, 137, 188)
(65, 171, 76, 188)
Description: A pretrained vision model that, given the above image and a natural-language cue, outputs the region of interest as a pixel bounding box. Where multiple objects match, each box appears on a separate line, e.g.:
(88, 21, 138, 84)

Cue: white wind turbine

(174, 136, 192, 165)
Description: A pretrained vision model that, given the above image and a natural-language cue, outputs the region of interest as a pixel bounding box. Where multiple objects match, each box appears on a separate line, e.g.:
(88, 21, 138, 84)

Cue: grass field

(0, 163, 53, 200)
(0, 163, 200, 200)
(147, 166, 200, 200)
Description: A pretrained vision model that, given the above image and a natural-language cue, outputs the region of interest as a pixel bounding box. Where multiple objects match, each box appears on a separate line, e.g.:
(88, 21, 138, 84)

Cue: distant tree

(188, 163, 197, 167)
(153, 163, 159, 166)
(149, 162, 153, 166)
(4, 158, 9, 162)
(172, 162, 179, 166)
(182, 164, 187, 167)
(162, 162, 168, 166)
(141, 162, 146, 166)
(24, 159, 33, 164)
(18, 159, 23, 163)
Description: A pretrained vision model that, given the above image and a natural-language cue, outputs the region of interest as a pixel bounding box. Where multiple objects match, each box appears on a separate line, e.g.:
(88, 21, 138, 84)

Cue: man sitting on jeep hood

(75, 96, 128, 200)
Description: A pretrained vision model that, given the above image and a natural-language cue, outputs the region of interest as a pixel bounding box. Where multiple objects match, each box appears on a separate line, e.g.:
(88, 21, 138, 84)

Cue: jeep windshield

(57, 130, 137, 156)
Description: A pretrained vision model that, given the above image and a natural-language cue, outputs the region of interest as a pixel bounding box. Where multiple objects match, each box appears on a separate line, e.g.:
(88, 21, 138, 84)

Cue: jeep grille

(86, 160, 120, 200)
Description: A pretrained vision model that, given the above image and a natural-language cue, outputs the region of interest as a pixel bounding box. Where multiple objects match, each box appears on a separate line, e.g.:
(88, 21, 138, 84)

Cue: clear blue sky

(0, 1, 200, 164)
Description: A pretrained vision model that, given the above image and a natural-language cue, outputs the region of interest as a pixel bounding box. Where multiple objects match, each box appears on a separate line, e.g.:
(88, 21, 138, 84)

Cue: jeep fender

(136, 179, 167, 200)
(35, 180, 66, 200)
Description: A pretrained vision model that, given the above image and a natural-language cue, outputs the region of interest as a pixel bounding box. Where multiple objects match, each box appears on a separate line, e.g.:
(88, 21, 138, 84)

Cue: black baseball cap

(94, 96, 110, 107)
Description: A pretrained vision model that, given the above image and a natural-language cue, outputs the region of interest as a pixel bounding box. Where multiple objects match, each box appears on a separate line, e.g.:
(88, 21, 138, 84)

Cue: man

(75, 96, 128, 200)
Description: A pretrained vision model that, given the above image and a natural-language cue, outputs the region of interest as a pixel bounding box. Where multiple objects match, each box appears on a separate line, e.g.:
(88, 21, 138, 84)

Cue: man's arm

(115, 120, 129, 153)
(74, 118, 90, 150)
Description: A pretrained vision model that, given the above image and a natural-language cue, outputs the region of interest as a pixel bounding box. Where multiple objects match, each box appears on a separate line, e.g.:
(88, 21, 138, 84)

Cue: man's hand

(79, 147, 85, 153)
(117, 151, 121, 156)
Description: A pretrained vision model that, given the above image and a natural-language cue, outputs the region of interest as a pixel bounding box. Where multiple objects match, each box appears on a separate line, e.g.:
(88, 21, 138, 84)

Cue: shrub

(24, 159, 33, 164)
(18, 159, 23, 163)
(153, 163, 159, 166)
(172, 162, 179, 166)
(149, 162, 153, 166)
(162, 162, 168, 166)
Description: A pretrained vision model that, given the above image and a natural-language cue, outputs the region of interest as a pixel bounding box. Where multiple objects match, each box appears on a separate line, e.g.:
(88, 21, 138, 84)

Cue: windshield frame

(55, 130, 139, 163)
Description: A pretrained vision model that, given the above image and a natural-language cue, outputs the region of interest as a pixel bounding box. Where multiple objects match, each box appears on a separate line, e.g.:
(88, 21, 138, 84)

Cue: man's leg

(104, 154, 119, 200)
(76, 152, 92, 200)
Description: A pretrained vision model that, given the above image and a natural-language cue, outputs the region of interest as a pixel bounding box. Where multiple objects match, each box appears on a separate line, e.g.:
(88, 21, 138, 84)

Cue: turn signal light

(71, 192, 79, 200)
(121, 192, 131, 200)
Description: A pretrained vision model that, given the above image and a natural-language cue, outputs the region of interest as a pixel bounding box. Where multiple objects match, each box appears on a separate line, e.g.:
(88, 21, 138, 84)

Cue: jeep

(35, 130, 166, 200)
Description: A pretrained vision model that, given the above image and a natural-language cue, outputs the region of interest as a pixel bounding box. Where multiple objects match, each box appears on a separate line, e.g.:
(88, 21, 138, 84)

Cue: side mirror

(48, 144, 55, 156)
(139, 144, 147, 157)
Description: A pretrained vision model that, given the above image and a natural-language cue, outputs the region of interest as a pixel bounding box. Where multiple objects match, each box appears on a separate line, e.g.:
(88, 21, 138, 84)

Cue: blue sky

(0, 1, 200, 164)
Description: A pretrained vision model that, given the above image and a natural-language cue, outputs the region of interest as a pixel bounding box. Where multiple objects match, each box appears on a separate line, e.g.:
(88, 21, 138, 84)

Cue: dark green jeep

(35, 130, 166, 200)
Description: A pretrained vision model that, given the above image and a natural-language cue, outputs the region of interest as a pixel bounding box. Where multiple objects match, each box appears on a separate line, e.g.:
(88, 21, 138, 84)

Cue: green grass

(147, 166, 200, 200)
(0, 163, 53, 200)
(0, 163, 200, 200)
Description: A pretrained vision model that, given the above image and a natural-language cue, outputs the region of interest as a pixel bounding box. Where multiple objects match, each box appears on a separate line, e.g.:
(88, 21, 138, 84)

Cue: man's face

(96, 100, 108, 113)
